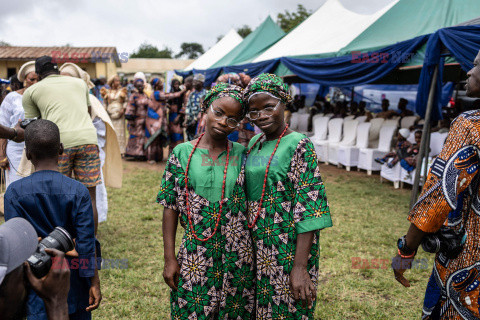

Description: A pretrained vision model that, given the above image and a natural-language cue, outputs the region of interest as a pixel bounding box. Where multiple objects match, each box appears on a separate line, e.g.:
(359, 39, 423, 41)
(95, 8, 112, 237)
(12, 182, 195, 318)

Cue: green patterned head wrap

(244, 73, 292, 104)
(202, 83, 247, 116)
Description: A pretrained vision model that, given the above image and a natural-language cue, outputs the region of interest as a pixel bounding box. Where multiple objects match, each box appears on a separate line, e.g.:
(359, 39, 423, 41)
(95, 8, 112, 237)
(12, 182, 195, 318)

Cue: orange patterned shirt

(409, 110, 480, 319)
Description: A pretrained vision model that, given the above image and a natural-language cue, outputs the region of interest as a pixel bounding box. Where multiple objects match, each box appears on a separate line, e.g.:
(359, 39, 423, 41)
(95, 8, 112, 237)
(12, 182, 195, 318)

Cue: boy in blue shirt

(4, 119, 101, 320)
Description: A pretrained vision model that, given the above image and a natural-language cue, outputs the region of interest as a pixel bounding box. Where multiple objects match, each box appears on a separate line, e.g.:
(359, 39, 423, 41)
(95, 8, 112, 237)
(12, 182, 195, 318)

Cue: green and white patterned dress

(245, 132, 332, 320)
(157, 141, 255, 320)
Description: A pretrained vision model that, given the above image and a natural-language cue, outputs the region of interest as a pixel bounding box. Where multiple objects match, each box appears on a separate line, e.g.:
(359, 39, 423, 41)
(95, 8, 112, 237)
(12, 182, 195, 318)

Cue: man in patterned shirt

(393, 50, 480, 319)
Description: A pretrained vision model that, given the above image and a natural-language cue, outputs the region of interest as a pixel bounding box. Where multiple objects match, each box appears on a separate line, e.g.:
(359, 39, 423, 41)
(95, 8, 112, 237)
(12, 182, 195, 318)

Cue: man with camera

(393, 51, 480, 319)
(0, 218, 70, 320)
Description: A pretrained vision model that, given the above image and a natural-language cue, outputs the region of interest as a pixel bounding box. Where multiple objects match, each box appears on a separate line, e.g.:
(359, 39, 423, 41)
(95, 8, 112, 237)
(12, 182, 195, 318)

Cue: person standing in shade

(244, 73, 332, 319)
(21, 56, 101, 234)
(184, 74, 206, 141)
(0, 61, 37, 186)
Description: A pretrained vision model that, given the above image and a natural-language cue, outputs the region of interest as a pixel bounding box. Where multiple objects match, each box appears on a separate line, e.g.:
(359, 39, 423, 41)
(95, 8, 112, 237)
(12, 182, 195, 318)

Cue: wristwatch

(9, 128, 17, 141)
(397, 235, 416, 257)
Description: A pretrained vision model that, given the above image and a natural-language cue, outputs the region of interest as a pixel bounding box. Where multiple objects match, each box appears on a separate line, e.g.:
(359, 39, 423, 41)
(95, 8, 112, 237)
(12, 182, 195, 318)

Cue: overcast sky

(1, 0, 395, 55)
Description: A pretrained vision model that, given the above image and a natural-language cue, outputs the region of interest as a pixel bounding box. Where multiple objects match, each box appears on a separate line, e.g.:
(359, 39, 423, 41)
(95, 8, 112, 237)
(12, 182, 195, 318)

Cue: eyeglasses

(210, 105, 240, 128)
(247, 100, 281, 120)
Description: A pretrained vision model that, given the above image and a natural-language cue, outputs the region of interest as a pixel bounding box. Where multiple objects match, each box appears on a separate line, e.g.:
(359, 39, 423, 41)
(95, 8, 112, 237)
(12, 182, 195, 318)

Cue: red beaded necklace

(246, 124, 289, 228)
(184, 133, 230, 242)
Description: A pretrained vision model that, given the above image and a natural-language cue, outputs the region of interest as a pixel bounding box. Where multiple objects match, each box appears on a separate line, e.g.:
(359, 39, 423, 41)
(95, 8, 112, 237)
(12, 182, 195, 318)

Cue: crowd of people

(2, 49, 480, 320)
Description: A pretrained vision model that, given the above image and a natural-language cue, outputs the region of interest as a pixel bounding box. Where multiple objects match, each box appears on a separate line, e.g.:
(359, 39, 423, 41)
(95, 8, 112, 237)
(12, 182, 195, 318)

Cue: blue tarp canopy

(416, 25, 480, 121)
(176, 34, 428, 87)
(177, 25, 480, 123)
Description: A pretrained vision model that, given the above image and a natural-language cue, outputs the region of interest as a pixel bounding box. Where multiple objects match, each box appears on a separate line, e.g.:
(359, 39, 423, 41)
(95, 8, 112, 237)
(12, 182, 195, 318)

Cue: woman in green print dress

(157, 83, 255, 320)
(244, 73, 333, 320)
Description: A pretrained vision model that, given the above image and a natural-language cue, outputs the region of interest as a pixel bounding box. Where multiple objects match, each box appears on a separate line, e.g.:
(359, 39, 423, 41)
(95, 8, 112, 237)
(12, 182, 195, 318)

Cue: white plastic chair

(298, 108, 308, 114)
(367, 118, 385, 148)
(429, 132, 448, 157)
(290, 113, 300, 131)
(383, 119, 400, 128)
(338, 122, 371, 171)
(355, 116, 367, 123)
(380, 161, 403, 189)
(313, 118, 343, 163)
(344, 115, 355, 121)
(358, 125, 397, 174)
(400, 116, 418, 129)
(328, 120, 358, 165)
(324, 113, 334, 118)
(310, 117, 330, 144)
(296, 114, 312, 136)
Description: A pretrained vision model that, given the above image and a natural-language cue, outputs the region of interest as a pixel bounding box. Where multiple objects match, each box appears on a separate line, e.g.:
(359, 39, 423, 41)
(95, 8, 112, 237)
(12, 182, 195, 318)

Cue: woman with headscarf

(0, 61, 37, 186)
(158, 82, 255, 320)
(101, 74, 128, 154)
(244, 74, 333, 319)
(125, 78, 150, 160)
(59, 63, 123, 223)
(146, 77, 185, 163)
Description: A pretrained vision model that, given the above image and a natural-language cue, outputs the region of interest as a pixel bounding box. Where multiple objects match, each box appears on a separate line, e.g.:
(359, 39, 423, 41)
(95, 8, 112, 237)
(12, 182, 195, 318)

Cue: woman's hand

(392, 253, 413, 287)
(163, 258, 180, 291)
(290, 265, 316, 309)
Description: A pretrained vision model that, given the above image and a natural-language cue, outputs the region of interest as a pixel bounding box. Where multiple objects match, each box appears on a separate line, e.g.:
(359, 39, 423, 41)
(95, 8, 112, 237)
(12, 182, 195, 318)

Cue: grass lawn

(93, 160, 432, 319)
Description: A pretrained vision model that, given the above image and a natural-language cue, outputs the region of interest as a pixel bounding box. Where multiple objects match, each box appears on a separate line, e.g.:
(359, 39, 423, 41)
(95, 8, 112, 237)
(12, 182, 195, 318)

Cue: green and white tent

(210, 16, 285, 68)
(271, 0, 480, 77)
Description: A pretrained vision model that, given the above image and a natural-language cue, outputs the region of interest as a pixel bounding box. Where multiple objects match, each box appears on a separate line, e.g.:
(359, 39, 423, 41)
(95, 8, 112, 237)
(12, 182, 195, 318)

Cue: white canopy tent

(253, 0, 398, 62)
(184, 29, 242, 71)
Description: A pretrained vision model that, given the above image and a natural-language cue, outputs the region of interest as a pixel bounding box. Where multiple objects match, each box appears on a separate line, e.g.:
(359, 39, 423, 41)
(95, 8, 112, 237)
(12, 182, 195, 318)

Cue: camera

(421, 226, 466, 259)
(20, 118, 38, 129)
(27, 227, 74, 278)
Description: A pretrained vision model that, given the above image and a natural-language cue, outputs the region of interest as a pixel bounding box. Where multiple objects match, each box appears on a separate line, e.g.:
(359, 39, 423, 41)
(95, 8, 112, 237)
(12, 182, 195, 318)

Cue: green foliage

(175, 42, 205, 59)
(236, 25, 252, 38)
(277, 4, 312, 33)
(131, 42, 173, 59)
(0, 41, 11, 46)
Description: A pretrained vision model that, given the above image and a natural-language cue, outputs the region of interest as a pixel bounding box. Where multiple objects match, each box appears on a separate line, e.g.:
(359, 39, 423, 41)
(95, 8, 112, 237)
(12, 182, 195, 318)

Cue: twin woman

(157, 73, 332, 320)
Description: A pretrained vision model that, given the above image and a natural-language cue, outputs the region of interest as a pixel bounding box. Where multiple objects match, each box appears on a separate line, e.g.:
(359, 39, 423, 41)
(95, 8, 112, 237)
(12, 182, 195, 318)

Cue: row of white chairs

(290, 111, 445, 189)
(310, 116, 399, 174)
(290, 111, 418, 138)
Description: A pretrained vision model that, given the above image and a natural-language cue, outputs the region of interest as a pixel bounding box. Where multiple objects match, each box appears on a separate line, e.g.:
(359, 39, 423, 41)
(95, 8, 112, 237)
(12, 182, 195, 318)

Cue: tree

(236, 25, 252, 38)
(0, 41, 11, 46)
(131, 42, 173, 58)
(216, 35, 224, 43)
(175, 42, 204, 59)
(277, 4, 312, 33)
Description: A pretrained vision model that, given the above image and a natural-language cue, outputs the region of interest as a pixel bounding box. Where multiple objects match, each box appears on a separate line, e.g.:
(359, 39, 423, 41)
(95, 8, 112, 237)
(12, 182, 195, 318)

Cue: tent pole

(421, 122, 432, 184)
(409, 65, 438, 209)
